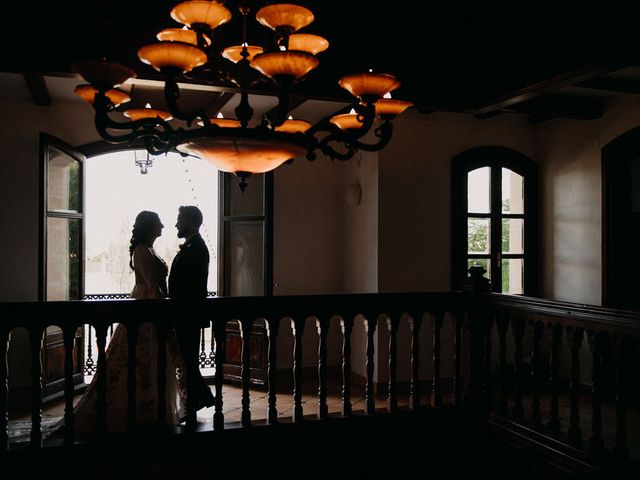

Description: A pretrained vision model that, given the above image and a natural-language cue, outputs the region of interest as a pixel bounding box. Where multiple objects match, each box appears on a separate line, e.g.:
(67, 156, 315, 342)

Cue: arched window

(452, 146, 538, 295)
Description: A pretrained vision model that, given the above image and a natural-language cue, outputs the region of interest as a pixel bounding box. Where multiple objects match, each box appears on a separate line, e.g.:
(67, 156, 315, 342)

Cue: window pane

(48, 146, 81, 212)
(467, 258, 490, 281)
(226, 173, 264, 217)
(502, 218, 524, 254)
(467, 167, 490, 213)
(47, 217, 81, 300)
(227, 221, 264, 296)
(501, 168, 524, 214)
(468, 218, 490, 253)
(502, 258, 524, 294)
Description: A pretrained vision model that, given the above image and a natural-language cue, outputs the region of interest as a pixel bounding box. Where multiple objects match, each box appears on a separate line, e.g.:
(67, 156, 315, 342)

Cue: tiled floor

(7, 378, 397, 444)
(8, 379, 639, 464)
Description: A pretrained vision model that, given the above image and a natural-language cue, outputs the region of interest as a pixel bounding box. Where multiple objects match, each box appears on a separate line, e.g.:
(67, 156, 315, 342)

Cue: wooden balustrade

(0, 289, 638, 475)
(484, 293, 640, 466)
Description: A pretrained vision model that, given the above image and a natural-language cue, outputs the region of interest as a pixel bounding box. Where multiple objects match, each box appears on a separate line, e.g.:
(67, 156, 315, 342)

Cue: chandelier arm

(94, 108, 171, 145)
(350, 121, 394, 152)
(317, 133, 357, 161)
(164, 76, 210, 127)
(305, 104, 355, 136)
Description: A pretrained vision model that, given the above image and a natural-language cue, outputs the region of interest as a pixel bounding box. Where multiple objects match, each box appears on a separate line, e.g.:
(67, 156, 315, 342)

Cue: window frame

(40, 140, 273, 299)
(39, 133, 86, 301)
(452, 146, 538, 295)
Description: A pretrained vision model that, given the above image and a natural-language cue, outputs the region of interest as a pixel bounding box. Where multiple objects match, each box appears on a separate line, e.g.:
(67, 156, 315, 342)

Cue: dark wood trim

(23, 72, 51, 106)
(510, 94, 603, 120)
(578, 77, 640, 95)
(475, 64, 615, 116)
(451, 146, 538, 295)
(485, 293, 640, 333)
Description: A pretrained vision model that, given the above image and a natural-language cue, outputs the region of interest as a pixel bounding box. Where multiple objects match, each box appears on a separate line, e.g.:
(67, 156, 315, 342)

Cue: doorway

(603, 127, 640, 310)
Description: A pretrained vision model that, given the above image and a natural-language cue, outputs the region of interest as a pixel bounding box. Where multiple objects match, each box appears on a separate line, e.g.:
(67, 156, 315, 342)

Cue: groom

(168, 205, 215, 412)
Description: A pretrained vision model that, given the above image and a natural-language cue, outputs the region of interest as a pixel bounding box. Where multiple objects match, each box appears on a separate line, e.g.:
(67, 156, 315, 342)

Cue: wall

(378, 109, 537, 293)
(536, 94, 640, 304)
(0, 74, 98, 302)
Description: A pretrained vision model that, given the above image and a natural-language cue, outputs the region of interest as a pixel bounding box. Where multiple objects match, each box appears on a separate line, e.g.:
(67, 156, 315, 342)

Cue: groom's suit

(169, 233, 214, 410)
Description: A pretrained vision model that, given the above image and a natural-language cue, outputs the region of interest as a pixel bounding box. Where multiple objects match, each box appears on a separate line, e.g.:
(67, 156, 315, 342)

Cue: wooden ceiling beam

(23, 72, 51, 106)
(577, 77, 640, 95)
(475, 64, 617, 117)
(510, 94, 603, 120)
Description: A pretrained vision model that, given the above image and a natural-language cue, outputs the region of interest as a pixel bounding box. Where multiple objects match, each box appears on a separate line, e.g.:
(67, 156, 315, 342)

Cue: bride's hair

(129, 210, 161, 271)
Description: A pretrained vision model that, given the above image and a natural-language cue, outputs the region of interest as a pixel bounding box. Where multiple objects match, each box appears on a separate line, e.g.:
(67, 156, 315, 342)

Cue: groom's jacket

(168, 233, 209, 301)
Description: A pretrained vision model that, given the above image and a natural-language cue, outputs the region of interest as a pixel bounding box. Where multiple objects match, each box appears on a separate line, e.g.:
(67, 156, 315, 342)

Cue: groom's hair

(179, 205, 203, 227)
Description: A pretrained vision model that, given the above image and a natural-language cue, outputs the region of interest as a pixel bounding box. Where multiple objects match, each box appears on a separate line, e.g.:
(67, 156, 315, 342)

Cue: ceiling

(4, 0, 640, 121)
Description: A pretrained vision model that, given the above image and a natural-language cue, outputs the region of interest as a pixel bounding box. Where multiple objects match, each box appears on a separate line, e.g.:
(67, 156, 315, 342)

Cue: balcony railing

(1, 283, 638, 475)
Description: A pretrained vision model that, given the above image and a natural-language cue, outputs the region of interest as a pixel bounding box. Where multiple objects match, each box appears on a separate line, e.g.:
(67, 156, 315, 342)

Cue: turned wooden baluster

(95, 324, 108, 437)
(266, 318, 280, 424)
(239, 318, 254, 427)
(213, 321, 226, 430)
(496, 314, 509, 416)
(567, 326, 583, 446)
(62, 326, 77, 445)
(340, 317, 353, 417)
(432, 312, 443, 407)
(409, 314, 422, 410)
(126, 322, 139, 433)
(548, 323, 563, 436)
(453, 309, 464, 406)
(511, 318, 525, 421)
(484, 316, 494, 409)
(316, 317, 330, 420)
(364, 316, 377, 415)
(614, 335, 635, 459)
(291, 317, 305, 422)
(0, 328, 8, 452)
(155, 321, 168, 428)
(29, 327, 44, 447)
(530, 320, 544, 429)
(588, 331, 606, 455)
(387, 316, 399, 412)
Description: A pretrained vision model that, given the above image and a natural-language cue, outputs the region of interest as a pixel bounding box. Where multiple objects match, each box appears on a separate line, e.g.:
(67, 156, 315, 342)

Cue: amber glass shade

(251, 52, 319, 80)
(211, 118, 241, 128)
(288, 34, 329, 55)
(375, 99, 413, 116)
(177, 137, 306, 174)
(71, 61, 136, 89)
(330, 113, 362, 130)
(74, 85, 131, 107)
(170, 1, 232, 29)
(156, 28, 211, 47)
(255, 4, 314, 32)
(124, 108, 172, 121)
(138, 42, 207, 73)
(339, 73, 401, 100)
(275, 119, 311, 133)
(222, 45, 264, 63)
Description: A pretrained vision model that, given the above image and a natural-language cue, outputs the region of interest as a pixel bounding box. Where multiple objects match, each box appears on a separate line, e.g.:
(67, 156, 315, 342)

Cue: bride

(71, 210, 186, 436)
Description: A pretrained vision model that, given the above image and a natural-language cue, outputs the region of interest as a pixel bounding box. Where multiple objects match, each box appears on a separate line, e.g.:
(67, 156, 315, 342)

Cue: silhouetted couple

(69, 206, 213, 436)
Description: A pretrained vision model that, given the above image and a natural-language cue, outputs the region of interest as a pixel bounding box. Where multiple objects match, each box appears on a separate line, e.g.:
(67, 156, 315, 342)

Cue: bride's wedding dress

(70, 245, 187, 436)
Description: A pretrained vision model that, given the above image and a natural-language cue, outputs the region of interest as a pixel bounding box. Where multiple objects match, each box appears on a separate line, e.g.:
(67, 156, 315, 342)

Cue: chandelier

(71, 1, 413, 190)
